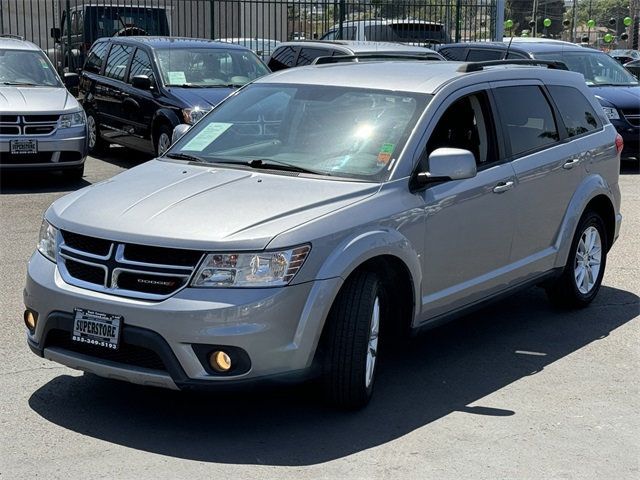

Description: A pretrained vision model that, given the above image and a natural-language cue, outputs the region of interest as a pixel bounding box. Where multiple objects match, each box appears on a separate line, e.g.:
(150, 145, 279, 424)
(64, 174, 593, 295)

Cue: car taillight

(615, 133, 624, 154)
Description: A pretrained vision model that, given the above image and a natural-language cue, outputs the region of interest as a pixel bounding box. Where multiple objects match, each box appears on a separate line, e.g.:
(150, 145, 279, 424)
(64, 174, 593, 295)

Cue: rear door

(491, 82, 594, 277)
(417, 87, 517, 320)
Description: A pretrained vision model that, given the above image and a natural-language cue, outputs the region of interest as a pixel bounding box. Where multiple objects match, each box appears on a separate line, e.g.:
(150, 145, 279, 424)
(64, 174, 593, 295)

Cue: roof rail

(0, 34, 25, 40)
(458, 59, 568, 73)
(314, 53, 443, 65)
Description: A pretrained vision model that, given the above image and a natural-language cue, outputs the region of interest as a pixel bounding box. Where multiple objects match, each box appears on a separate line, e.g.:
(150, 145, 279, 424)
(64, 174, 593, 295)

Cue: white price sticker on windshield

(167, 71, 187, 85)
(182, 122, 233, 151)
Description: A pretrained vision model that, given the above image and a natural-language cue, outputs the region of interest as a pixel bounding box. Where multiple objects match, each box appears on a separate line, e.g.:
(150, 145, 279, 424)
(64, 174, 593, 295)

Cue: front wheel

(321, 270, 384, 409)
(86, 110, 106, 155)
(546, 211, 607, 308)
(154, 124, 173, 157)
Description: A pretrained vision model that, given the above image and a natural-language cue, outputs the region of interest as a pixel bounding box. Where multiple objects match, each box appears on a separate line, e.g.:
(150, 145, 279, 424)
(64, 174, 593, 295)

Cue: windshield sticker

(182, 122, 233, 151)
(377, 143, 395, 166)
(167, 71, 187, 85)
(39, 58, 50, 69)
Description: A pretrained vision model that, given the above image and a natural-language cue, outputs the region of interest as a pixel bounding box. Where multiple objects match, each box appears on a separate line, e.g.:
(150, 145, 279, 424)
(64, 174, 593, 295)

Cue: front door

(418, 89, 517, 321)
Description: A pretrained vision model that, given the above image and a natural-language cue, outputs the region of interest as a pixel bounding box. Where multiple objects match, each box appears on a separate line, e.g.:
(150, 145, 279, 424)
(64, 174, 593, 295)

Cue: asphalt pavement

(0, 150, 638, 479)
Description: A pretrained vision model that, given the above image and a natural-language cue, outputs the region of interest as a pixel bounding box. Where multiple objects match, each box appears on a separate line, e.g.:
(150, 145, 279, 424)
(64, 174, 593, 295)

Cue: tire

(86, 110, 106, 155)
(62, 164, 84, 181)
(154, 124, 173, 157)
(546, 211, 608, 309)
(321, 270, 384, 409)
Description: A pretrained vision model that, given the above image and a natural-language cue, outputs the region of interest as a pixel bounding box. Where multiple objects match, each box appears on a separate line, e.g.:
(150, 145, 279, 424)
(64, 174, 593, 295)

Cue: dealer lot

(0, 151, 638, 479)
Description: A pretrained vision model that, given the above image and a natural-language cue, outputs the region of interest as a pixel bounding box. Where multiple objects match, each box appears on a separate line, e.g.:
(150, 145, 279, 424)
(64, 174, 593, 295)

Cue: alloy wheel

(574, 226, 602, 294)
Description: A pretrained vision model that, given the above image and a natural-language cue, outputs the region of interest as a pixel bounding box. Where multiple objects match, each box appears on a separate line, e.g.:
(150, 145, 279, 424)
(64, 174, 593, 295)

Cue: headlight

(602, 107, 620, 120)
(182, 107, 211, 125)
(58, 110, 86, 128)
(37, 219, 58, 263)
(192, 245, 310, 288)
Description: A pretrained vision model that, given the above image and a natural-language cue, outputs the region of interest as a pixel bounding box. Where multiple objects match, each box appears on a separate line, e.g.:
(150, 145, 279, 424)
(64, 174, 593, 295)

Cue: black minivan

(79, 37, 270, 156)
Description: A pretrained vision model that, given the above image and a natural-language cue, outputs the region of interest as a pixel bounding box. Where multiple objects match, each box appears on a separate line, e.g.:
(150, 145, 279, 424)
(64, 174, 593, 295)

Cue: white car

(320, 19, 450, 46)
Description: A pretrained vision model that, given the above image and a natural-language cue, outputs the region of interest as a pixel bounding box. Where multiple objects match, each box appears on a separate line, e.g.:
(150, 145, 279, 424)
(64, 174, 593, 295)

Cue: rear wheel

(321, 270, 384, 409)
(86, 110, 106, 155)
(154, 124, 172, 157)
(546, 211, 607, 308)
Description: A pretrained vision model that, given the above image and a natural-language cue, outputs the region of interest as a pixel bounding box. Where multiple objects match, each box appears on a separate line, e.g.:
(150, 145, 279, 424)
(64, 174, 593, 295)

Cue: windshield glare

(156, 48, 269, 87)
(0, 50, 61, 87)
(536, 51, 639, 86)
(170, 84, 429, 181)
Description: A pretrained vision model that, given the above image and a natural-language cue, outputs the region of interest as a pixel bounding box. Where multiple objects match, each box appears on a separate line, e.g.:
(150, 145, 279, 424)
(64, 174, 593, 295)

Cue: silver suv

(24, 60, 622, 408)
(0, 35, 86, 179)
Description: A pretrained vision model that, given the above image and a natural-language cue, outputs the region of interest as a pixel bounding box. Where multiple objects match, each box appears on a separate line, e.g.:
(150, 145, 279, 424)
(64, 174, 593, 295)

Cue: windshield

(155, 48, 269, 87)
(169, 83, 430, 181)
(0, 50, 61, 87)
(536, 51, 639, 86)
(87, 7, 169, 36)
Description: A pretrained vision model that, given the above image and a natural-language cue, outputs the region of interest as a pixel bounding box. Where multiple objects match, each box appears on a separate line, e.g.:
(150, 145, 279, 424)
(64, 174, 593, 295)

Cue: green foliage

(506, 0, 566, 36)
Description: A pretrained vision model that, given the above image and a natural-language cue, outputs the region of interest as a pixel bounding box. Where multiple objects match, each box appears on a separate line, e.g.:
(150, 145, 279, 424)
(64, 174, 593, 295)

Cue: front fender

(554, 173, 617, 268)
(152, 108, 181, 131)
(315, 228, 422, 322)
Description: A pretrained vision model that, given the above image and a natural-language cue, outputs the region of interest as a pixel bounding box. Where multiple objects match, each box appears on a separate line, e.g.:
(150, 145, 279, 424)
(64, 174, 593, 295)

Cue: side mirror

(131, 75, 152, 90)
(413, 148, 477, 189)
(50, 27, 61, 41)
(63, 72, 79, 89)
(172, 124, 191, 143)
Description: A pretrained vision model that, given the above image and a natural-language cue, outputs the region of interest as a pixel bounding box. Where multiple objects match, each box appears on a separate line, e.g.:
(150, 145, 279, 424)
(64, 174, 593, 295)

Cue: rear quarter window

(268, 46, 297, 71)
(547, 85, 602, 137)
(296, 48, 333, 66)
(438, 47, 466, 61)
(84, 41, 109, 74)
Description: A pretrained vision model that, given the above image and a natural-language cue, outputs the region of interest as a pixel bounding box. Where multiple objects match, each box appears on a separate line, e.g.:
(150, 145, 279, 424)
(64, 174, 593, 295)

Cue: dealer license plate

(72, 308, 122, 350)
(10, 139, 38, 154)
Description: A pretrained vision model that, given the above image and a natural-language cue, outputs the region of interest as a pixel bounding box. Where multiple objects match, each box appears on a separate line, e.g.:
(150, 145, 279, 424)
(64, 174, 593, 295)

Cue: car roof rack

(458, 59, 568, 73)
(0, 34, 25, 40)
(314, 53, 442, 65)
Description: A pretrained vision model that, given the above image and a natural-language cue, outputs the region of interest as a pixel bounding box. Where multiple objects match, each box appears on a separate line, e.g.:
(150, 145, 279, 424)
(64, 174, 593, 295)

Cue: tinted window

(438, 47, 466, 61)
(364, 25, 399, 41)
(103, 44, 133, 81)
(426, 91, 497, 167)
(268, 46, 297, 71)
(548, 86, 601, 137)
(128, 48, 154, 84)
(506, 51, 528, 59)
(296, 48, 333, 66)
(389, 23, 446, 43)
(467, 49, 504, 61)
(320, 27, 356, 41)
(493, 86, 559, 157)
(84, 41, 109, 74)
(535, 51, 638, 86)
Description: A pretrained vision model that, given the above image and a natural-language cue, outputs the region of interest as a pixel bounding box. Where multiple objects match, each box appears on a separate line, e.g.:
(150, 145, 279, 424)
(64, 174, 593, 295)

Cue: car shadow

(620, 158, 639, 175)
(28, 285, 638, 466)
(93, 145, 154, 170)
(0, 170, 91, 194)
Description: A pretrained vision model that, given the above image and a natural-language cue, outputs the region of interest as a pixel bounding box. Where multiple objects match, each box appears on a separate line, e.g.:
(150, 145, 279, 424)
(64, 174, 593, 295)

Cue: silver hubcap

(87, 115, 96, 149)
(157, 132, 170, 155)
(365, 296, 380, 389)
(574, 226, 602, 294)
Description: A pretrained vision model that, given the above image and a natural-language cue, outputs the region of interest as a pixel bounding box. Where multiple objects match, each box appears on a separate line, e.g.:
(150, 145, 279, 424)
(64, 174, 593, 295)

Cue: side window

(128, 48, 155, 85)
(506, 51, 527, 59)
(547, 85, 601, 137)
(438, 47, 466, 61)
(321, 27, 356, 40)
(493, 85, 559, 157)
(71, 12, 78, 34)
(103, 44, 133, 81)
(426, 91, 497, 168)
(268, 46, 297, 71)
(296, 48, 331, 66)
(466, 49, 504, 61)
(84, 41, 109, 74)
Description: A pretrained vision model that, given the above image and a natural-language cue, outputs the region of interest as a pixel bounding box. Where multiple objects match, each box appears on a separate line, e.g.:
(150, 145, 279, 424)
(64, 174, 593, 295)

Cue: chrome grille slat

(0, 115, 59, 136)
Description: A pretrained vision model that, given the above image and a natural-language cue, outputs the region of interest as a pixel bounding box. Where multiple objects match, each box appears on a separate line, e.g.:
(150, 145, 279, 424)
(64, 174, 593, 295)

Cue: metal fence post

(210, 0, 215, 39)
(65, 0, 72, 71)
(495, 0, 505, 41)
(339, 0, 345, 39)
(454, 0, 461, 42)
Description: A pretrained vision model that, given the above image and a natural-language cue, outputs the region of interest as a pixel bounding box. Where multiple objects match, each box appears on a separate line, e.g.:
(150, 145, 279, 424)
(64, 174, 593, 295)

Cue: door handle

(563, 158, 580, 170)
(493, 181, 514, 193)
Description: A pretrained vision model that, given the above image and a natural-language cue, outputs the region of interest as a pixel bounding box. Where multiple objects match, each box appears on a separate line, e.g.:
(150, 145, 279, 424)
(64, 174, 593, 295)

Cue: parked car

(609, 49, 640, 65)
(0, 35, 87, 179)
(216, 38, 280, 62)
(79, 36, 270, 156)
(437, 39, 640, 162)
(268, 40, 443, 71)
(25, 59, 622, 408)
(320, 19, 450, 46)
(624, 59, 640, 80)
(48, 4, 170, 73)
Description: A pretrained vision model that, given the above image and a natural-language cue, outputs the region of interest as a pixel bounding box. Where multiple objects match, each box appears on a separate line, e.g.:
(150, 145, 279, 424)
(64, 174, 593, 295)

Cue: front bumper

(24, 252, 342, 390)
(0, 127, 87, 170)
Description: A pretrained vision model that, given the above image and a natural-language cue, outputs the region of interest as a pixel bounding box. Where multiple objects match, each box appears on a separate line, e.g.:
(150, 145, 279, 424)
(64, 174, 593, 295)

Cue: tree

(506, 0, 566, 36)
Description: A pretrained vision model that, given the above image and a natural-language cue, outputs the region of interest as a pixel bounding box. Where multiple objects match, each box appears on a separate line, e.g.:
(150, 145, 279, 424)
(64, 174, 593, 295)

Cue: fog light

(210, 350, 232, 372)
(24, 310, 38, 331)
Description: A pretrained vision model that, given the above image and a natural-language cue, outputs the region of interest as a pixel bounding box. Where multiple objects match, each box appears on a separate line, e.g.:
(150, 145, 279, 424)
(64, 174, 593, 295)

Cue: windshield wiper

(216, 158, 328, 176)
(1, 81, 41, 86)
(164, 152, 205, 163)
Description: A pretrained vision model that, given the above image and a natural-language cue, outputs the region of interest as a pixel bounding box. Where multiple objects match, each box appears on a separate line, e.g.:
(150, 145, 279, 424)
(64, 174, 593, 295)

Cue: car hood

(47, 159, 378, 251)
(0, 86, 79, 114)
(591, 85, 640, 109)
(165, 86, 235, 109)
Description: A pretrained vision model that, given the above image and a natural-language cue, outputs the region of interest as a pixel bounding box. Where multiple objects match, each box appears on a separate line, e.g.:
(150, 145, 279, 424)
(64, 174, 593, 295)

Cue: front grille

(58, 230, 204, 299)
(24, 125, 55, 135)
(45, 329, 166, 371)
(24, 114, 59, 123)
(0, 114, 58, 136)
(622, 110, 640, 127)
(65, 259, 106, 286)
(0, 115, 19, 123)
(0, 126, 20, 135)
